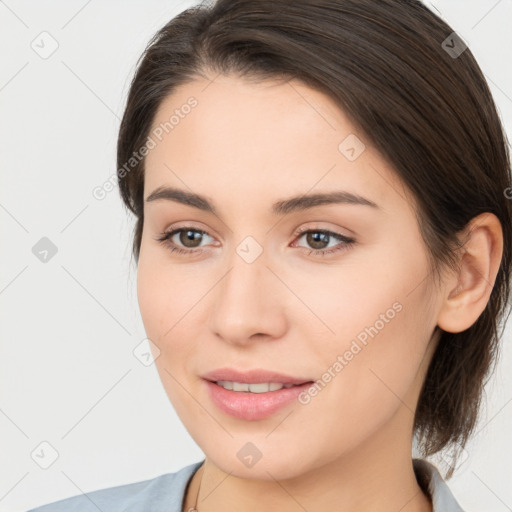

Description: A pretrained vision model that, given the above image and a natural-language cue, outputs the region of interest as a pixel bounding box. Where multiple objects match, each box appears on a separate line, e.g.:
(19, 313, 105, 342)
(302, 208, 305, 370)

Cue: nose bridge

(209, 237, 286, 344)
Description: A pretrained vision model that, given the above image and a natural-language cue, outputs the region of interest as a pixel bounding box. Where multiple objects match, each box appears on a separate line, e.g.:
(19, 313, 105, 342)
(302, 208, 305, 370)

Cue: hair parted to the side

(116, 0, 512, 478)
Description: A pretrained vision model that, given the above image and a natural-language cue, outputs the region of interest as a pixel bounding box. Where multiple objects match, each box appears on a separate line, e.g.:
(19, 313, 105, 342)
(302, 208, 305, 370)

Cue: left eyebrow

(144, 186, 379, 215)
(272, 190, 379, 215)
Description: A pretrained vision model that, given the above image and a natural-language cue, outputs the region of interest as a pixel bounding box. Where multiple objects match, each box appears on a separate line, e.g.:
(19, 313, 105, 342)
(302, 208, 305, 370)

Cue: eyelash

(155, 225, 356, 258)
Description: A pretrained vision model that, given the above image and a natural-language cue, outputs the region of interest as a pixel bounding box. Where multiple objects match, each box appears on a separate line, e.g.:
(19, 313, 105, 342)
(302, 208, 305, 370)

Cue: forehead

(144, 74, 406, 214)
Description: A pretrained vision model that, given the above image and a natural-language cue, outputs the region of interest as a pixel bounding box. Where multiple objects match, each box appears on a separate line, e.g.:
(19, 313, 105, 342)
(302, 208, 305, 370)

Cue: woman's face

(137, 73, 444, 479)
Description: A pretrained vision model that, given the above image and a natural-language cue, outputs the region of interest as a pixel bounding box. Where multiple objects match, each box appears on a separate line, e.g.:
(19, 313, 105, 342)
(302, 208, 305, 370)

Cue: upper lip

(202, 367, 314, 385)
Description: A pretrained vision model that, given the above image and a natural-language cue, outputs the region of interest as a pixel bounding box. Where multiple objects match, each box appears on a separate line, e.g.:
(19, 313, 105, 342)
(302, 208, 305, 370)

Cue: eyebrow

(144, 186, 379, 216)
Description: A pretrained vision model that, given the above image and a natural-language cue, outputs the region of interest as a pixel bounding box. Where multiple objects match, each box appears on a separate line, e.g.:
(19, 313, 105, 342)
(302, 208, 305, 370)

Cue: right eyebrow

(145, 186, 379, 216)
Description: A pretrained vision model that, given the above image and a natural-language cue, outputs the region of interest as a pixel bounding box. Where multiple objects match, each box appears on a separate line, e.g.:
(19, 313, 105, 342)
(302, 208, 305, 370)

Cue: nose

(208, 249, 288, 346)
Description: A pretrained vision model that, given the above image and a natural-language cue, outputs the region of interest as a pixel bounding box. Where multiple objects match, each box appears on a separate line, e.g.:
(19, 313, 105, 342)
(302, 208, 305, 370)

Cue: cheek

(136, 253, 216, 406)
(137, 257, 202, 412)
(137, 248, 203, 343)
(137, 259, 166, 342)
(320, 231, 429, 340)
(291, 300, 430, 461)
(292, 241, 433, 430)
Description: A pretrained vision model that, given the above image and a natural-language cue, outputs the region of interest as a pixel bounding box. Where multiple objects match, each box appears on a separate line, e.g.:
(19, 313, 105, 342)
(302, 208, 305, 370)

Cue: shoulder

(26, 460, 204, 512)
(413, 458, 465, 512)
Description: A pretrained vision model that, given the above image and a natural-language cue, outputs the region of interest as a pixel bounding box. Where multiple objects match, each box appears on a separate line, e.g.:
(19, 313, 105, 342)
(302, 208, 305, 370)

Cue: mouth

(208, 380, 314, 393)
(203, 379, 316, 421)
(201, 367, 314, 387)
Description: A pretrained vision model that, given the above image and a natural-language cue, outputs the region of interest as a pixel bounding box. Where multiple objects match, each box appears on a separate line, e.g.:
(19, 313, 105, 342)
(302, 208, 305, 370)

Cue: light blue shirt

(26, 458, 465, 511)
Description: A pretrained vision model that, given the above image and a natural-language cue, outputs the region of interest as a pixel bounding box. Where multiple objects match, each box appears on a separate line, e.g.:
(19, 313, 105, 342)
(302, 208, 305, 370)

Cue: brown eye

(155, 227, 214, 254)
(304, 231, 330, 250)
(293, 228, 356, 257)
(176, 229, 205, 248)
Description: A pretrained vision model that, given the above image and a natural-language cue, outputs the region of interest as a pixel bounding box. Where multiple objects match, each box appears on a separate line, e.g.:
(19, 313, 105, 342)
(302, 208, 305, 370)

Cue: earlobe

(437, 213, 503, 334)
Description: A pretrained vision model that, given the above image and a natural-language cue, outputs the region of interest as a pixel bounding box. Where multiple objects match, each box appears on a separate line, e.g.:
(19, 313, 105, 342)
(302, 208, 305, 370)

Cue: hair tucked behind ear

(116, 0, 512, 478)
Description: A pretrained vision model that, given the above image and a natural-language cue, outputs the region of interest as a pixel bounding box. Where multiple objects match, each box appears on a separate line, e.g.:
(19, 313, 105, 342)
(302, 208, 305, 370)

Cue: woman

(27, 0, 511, 511)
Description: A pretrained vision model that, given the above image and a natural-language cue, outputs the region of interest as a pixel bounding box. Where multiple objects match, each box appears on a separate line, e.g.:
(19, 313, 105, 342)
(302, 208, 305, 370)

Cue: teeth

(216, 381, 296, 393)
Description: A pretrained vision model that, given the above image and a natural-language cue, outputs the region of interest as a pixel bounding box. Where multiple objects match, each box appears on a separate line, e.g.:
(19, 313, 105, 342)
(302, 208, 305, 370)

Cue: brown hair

(116, 0, 512, 478)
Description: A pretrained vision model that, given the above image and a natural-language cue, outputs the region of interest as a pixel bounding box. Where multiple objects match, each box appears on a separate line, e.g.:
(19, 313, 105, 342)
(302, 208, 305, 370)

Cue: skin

(136, 73, 503, 512)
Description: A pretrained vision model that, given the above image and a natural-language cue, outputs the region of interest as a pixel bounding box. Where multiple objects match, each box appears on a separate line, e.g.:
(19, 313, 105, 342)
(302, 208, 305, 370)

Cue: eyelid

(163, 221, 219, 240)
(293, 223, 353, 238)
(162, 224, 218, 247)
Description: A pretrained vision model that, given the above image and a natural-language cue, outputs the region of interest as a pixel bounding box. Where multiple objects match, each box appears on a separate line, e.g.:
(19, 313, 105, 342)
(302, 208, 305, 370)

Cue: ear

(437, 212, 503, 334)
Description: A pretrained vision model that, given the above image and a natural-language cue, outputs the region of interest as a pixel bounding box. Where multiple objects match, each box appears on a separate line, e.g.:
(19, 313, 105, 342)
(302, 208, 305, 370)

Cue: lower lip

(204, 380, 314, 421)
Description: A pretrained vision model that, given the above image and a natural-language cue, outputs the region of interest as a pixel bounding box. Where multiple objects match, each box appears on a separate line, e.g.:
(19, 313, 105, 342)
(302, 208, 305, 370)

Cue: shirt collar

(413, 458, 465, 511)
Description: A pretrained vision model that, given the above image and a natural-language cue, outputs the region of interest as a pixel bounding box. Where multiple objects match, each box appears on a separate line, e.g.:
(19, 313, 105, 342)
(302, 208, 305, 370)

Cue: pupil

(180, 230, 202, 247)
(308, 232, 328, 249)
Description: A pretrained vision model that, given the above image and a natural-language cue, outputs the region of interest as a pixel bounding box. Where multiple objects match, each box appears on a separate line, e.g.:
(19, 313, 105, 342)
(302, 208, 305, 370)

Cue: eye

(292, 227, 355, 257)
(155, 225, 356, 258)
(155, 227, 214, 255)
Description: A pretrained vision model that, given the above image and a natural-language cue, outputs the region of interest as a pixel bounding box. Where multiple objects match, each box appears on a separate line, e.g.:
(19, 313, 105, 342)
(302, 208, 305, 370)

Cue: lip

(201, 367, 313, 385)
(204, 380, 315, 421)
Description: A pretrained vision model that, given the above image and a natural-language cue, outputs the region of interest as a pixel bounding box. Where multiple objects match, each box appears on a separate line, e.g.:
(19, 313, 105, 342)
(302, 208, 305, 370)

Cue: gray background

(1, 1, 511, 511)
